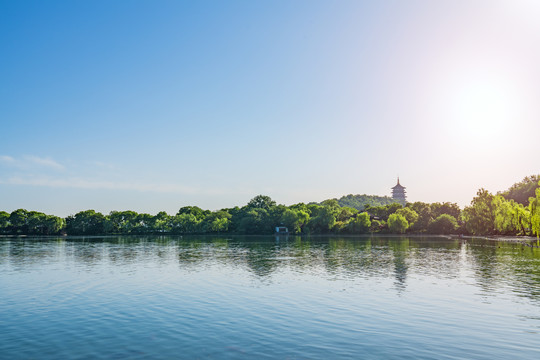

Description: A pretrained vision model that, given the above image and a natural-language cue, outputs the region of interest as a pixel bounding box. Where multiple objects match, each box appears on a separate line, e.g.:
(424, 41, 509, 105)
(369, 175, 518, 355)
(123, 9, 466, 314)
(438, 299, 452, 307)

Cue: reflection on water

(1, 235, 540, 359)
(2, 235, 540, 300)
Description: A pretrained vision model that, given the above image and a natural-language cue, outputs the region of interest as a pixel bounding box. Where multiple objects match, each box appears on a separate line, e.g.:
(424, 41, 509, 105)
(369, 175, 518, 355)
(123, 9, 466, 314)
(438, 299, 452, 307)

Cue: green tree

(289, 203, 309, 213)
(492, 196, 521, 235)
(176, 206, 209, 220)
(224, 206, 242, 233)
(306, 203, 324, 217)
(280, 209, 309, 234)
(428, 214, 458, 234)
(44, 215, 64, 234)
(388, 213, 408, 234)
(151, 211, 171, 233)
(108, 210, 139, 233)
(321, 199, 340, 210)
(365, 203, 402, 221)
(395, 207, 418, 228)
(530, 183, 540, 238)
(407, 202, 432, 232)
(201, 210, 232, 233)
(462, 189, 495, 235)
(239, 208, 270, 234)
(0, 211, 9, 233)
(246, 195, 276, 211)
(207, 217, 229, 233)
(501, 175, 540, 206)
(346, 212, 371, 233)
(9, 209, 29, 234)
(370, 219, 385, 232)
(133, 213, 154, 233)
(431, 202, 461, 219)
(336, 206, 358, 222)
(306, 204, 338, 233)
(27, 211, 47, 234)
(268, 204, 288, 228)
(515, 204, 532, 236)
(171, 213, 200, 233)
(66, 210, 106, 235)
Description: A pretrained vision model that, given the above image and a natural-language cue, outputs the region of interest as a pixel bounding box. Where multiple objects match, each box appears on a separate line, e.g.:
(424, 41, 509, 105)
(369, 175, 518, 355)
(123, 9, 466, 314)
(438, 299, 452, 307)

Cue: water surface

(1, 235, 540, 359)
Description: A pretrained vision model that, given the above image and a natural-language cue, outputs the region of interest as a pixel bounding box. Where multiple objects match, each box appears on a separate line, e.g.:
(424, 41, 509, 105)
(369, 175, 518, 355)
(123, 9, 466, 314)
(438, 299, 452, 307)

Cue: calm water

(1, 235, 540, 359)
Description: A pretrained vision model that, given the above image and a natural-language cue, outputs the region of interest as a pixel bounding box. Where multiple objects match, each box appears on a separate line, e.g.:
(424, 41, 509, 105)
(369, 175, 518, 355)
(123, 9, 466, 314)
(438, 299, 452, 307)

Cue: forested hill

(500, 175, 540, 205)
(323, 194, 398, 210)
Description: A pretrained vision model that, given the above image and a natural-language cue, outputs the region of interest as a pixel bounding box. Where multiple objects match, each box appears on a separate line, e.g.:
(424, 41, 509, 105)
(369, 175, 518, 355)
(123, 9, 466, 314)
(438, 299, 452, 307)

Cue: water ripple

(1, 236, 540, 359)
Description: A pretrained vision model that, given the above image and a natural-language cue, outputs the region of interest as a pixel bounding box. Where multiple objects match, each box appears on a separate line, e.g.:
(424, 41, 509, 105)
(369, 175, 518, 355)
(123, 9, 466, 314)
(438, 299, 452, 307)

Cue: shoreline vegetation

(1, 175, 539, 238)
(1, 233, 538, 244)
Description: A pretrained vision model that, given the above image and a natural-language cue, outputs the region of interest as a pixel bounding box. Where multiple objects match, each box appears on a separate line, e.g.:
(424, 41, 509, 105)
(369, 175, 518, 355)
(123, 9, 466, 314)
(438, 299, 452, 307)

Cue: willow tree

(492, 196, 521, 235)
(530, 183, 540, 238)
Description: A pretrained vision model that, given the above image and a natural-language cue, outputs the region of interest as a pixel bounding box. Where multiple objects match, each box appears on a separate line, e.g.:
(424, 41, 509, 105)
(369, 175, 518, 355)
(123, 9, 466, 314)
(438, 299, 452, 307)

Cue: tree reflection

(388, 238, 410, 292)
(466, 238, 540, 304)
(1, 235, 540, 301)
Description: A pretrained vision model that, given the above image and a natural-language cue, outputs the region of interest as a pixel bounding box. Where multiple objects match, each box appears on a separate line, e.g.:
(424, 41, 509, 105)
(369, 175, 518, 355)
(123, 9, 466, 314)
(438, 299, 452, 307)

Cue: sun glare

(453, 80, 510, 139)
(441, 71, 520, 143)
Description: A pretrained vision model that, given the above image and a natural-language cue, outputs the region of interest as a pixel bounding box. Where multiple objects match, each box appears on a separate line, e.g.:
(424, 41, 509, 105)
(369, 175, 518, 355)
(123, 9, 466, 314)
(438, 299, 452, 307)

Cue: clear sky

(1, 0, 539, 216)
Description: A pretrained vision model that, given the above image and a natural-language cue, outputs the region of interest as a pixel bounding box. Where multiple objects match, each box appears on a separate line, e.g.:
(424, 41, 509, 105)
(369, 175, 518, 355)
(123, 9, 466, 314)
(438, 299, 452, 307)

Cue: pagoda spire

(391, 177, 406, 205)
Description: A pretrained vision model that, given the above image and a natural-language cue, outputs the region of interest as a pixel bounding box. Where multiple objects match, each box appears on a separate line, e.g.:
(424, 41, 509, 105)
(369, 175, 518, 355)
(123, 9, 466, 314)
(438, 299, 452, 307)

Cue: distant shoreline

(1, 233, 538, 244)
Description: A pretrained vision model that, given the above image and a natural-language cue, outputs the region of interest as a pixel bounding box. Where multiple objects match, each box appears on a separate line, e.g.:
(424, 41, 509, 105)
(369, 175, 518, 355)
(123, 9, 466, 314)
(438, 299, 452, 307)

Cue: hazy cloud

(24, 156, 65, 170)
(0, 155, 15, 164)
(0, 155, 65, 170)
(0, 176, 224, 195)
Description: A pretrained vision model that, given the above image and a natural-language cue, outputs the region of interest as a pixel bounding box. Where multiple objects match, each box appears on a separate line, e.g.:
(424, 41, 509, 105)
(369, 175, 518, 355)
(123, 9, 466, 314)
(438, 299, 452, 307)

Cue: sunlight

(452, 79, 510, 139)
(443, 71, 520, 143)
(499, 0, 540, 31)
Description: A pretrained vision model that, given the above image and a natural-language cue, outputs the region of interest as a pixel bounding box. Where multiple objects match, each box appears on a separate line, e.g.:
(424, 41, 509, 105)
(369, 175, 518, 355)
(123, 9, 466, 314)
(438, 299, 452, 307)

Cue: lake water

(1, 235, 540, 359)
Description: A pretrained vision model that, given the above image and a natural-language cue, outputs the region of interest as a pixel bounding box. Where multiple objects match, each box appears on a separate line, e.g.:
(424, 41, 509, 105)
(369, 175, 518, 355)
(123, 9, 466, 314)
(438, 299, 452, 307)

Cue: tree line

(1, 176, 539, 237)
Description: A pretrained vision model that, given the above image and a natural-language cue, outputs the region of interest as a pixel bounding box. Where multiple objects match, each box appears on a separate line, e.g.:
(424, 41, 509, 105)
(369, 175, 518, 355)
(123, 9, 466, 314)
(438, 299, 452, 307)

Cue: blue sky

(1, 0, 540, 216)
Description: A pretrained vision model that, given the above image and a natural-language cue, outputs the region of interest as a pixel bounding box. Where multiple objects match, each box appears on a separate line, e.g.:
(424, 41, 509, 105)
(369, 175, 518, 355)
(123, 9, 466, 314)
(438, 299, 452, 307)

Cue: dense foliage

(330, 194, 398, 210)
(500, 175, 540, 206)
(1, 177, 540, 237)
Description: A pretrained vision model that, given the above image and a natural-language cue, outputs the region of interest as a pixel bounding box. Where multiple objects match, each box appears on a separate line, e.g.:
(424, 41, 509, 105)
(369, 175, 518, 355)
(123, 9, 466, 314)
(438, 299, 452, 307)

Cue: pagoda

(391, 177, 407, 205)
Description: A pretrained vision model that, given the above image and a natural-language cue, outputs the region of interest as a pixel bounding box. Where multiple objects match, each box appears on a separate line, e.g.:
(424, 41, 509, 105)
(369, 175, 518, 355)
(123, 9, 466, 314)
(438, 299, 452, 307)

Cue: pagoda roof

(391, 178, 406, 189)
